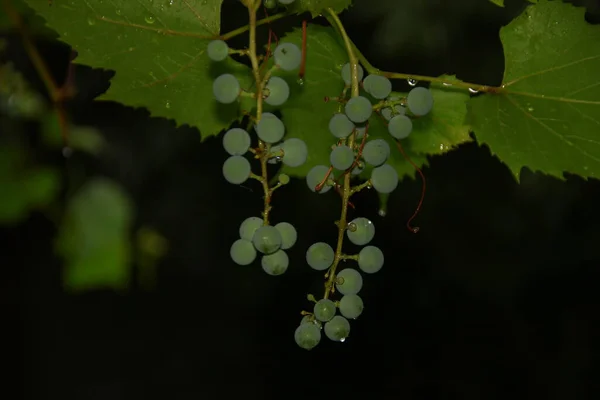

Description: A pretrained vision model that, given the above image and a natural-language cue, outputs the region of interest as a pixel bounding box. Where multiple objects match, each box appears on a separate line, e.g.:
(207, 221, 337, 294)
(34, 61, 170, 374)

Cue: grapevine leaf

(489, 0, 504, 7)
(287, 0, 352, 18)
(468, 0, 600, 181)
(57, 178, 133, 292)
(272, 26, 469, 181)
(22, 0, 254, 138)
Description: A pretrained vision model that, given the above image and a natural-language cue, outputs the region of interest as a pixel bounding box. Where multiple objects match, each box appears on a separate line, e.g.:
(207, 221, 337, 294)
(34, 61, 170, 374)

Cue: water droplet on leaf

(407, 78, 417, 86)
(87, 17, 96, 26)
(116, 9, 122, 15)
(468, 88, 479, 94)
(297, 78, 304, 86)
(165, 101, 171, 109)
(145, 16, 155, 24)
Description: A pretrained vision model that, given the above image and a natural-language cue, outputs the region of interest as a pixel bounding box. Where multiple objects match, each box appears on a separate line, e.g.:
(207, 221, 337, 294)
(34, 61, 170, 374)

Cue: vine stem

(321, 8, 360, 300)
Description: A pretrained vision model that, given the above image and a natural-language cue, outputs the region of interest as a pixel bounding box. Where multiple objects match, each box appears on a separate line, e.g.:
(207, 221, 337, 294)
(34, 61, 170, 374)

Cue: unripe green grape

(330, 145, 355, 171)
(388, 114, 412, 139)
(252, 225, 282, 254)
(329, 113, 355, 138)
(261, 249, 289, 275)
(341, 62, 364, 86)
(358, 245, 384, 273)
(354, 124, 367, 139)
(213, 73, 240, 104)
(223, 128, 251, 156)
(407, 86, 434, 116)
(306, 165, 332, 193)
(295, 322, 321, 350)
(230, 239, 256, 266)
(324, 316, 350, 341)
(345, 95, 372, 123)
(306, 242, 334, 270)
(274, 222, 297, 249)
(363, 74, 392, 99)
(239, 216, 263, 241)
(207, 39, 229, 62)
(222, 155, 251, 184)
(370, 163, 398, 194)
(346, 217, 375, 246)
(335, 268, 363, 295)
(264, 0, 277, 8)
(313, 299, 336, 322)
(381, 104, 406, 120)
(281, 138, 307, 167)
(264, 76, 290, 106)
(274, 42, 301, 71)
(256, 112, 285, 143)
(339, 294, 364, 319)
(362, 139, 390, 167)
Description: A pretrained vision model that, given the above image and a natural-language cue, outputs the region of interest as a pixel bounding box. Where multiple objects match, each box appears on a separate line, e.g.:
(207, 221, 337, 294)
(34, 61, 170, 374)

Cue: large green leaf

(270, 26, 470, 181)
(469, 0, 600, 181)
(23, 0, 254, 137)
(57, 178, 133, 292)
(288, 0, 352, 17)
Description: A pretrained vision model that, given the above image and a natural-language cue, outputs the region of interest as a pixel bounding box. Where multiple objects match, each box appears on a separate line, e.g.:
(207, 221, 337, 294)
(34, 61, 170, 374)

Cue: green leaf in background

(57, 178, 133, 292)
(0, 0, 58, 37)
(287, 0, 353, 17)
(22, 0, 254, 138)
(489, 0, 505, 7)
(272, 25, 470, 181)
(468, 0, 600, 181)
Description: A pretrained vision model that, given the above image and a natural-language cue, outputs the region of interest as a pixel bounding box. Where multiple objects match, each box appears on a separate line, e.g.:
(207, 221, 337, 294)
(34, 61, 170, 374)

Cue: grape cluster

(295, 216, 383, 350)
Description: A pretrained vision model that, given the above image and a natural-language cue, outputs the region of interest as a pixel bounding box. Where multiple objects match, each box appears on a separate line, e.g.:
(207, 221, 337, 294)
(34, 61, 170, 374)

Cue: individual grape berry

(306, 165, 332, 194)
(313, 299, 336, 322)
(281, 138, 307, 167)
(264, 76, 290, 106)
(223, 128, 251, 156)
(213, 73, 240, 104)
(330, 145, 355, 171)
(388, 114, 413, 139)
(264, 0, 277, 8)
(345, 96, 372, 123)
(274, 43, 302, 71)
(230, 239, 256, 266)
(363, 74, 392, 99)
(324, 315, 350, 342)
(329, 113, 355, 139)
(341, 62, 364, 86)
(295, 322, 321, 350)
(362, 139, 390, 167)
(252, 225, 282, 254)
(268, 143, 283, 164)
(207, 39, 229, 62)
(274, 222, 297, 249)
(222, 155, 251, 184)
(346, 217, 375, 246)
(278, 173, 290, 184)
(381, 104, 406, 120)
(358, 245, 384, 273)
(339, 294, 364, 319)
(354, 124, 367, 139)
(301, 315, 322, 329)
(407, 86, 434, 116)
(239, 216, 263, 241)
(306, 242, 334, 270)
(370, 163, 398, 194)
(335, 268, 363, 295)
(256, 112, 285, 143)
(261, 250, 289, 275)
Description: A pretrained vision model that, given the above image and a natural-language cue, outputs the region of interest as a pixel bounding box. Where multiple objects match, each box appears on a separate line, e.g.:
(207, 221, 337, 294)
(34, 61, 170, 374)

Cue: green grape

(330, 145, 354, 171)
(252, 225, 282, 254)
(362, 139, 390, 167)
(370, 164, 398, 194)
(341, 62, 364, 86)
(324, 315, 350, 342)
(381, 105, 406, 120)
(268, 143, 283, 164)
(261, 249, 289, 275)
(354, 124, 367, 139)
(222, 155, 250, 184)
(223, 128, 251, 155)
(313, 299, 336, 322)
(346, 217, 375, 246)
(301, 315, 322, 329)
(358, 245, 384, 273)
(239, 216, 263, 241)
(230, 239, 256, 266)
(264, 76, 290, 106)
(212, 73, 240, 104)
(388, 114, 412, 139)
(345, 96, 372, 123)
(407, 86, 434, 116)
(363, 74, 392, 99)
(281, 138, 307, 167)
(306, 242, 334, 270)
(295, 322, 321, 350)
(274, 42, 301, 71)
(339, 294, 364, 319)
(278, 173, 290, 184)
(278, 0, 296, 4)
(256, 112, 285, 143)
(207, 39, 229, 62)
(306, 165, 332, 194)
(329, 113, 355, 138)
(274, 221, 297, 249)
(335, 268, 363, 295)
(264, 0, 277, 8)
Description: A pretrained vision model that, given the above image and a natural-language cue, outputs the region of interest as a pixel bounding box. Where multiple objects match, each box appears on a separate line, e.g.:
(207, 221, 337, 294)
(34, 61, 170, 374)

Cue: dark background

(5, 0, 600, 398)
